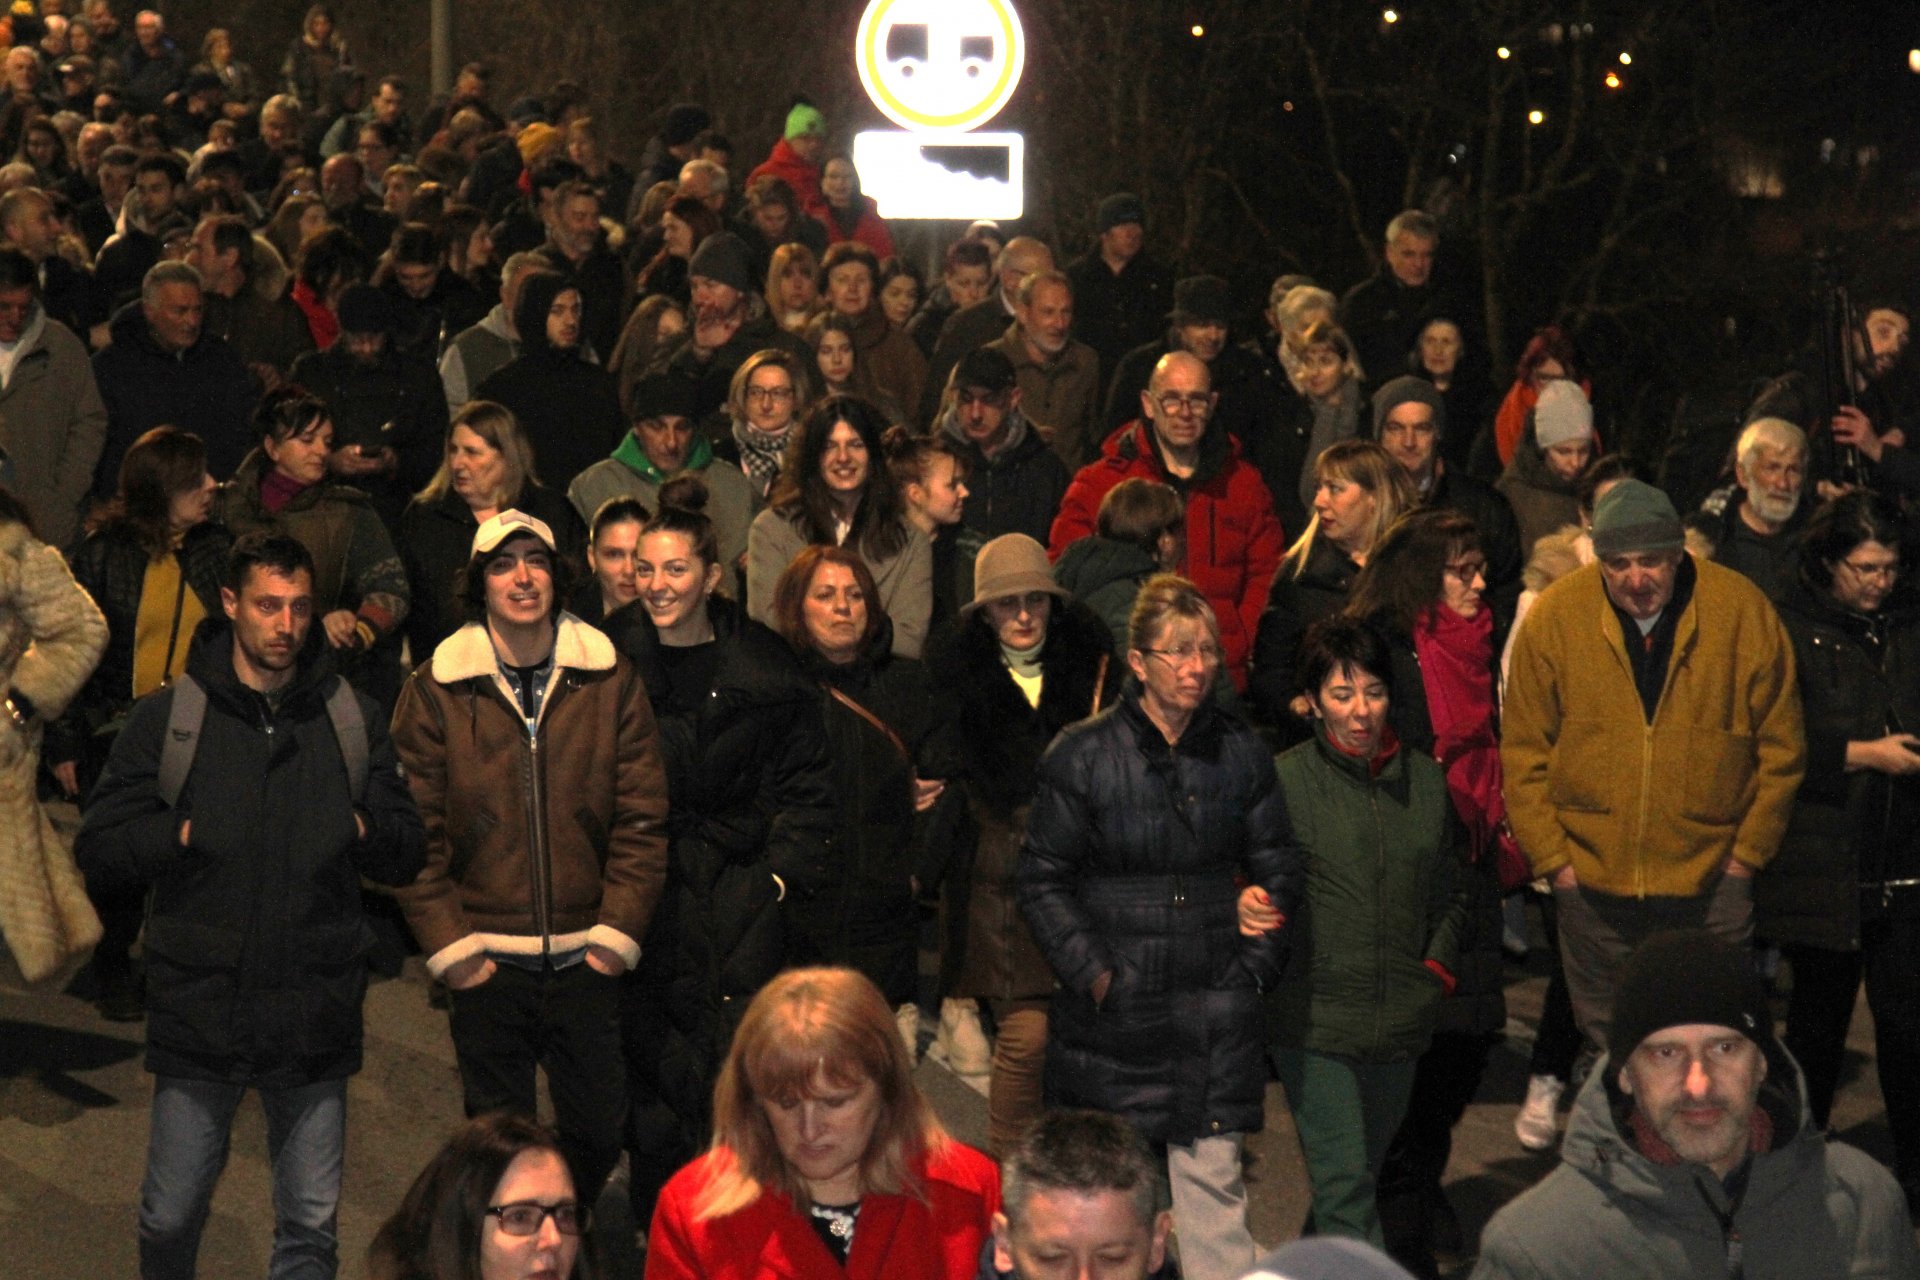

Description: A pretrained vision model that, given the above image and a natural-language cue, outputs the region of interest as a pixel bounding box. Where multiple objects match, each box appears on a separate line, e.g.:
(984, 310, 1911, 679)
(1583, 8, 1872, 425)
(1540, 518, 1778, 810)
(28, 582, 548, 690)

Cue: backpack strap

(155, 674, 206, 809)
(323, 676, 370, 806)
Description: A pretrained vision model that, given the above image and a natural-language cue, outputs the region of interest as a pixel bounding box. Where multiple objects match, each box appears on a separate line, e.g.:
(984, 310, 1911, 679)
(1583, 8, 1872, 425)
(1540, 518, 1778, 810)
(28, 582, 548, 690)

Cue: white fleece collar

(428, 614, 615, 685)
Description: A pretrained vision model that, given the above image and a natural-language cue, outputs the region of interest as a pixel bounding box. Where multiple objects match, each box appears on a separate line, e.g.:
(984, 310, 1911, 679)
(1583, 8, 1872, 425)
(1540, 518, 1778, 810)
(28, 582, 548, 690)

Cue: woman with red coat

(812, 156, 895, 261)
(645, 967, 999, 1280)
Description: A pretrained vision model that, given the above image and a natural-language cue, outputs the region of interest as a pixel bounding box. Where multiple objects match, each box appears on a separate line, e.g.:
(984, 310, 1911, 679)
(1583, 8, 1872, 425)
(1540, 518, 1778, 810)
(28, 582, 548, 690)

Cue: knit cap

(687, 232, 753, 296)
(784, 103, 826, 141)
(662, 103, 712, 147)
(1608, 928, 1774, 1068)
(1370, 375, 1447, 438)
(1531, 378, 1593, 450)
(1096, 192, 1145, 233)
(1589, 479, 1683, 560)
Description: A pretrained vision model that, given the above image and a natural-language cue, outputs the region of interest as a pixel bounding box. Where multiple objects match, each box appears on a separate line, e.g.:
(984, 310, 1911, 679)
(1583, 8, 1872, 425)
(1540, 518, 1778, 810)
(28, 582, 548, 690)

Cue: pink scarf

(1413, 603, 1505, 862)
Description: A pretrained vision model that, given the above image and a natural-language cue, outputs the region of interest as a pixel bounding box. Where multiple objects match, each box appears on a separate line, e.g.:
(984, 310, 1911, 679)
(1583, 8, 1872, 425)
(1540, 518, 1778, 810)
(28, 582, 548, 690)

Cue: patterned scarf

(732, 414, 789, 498)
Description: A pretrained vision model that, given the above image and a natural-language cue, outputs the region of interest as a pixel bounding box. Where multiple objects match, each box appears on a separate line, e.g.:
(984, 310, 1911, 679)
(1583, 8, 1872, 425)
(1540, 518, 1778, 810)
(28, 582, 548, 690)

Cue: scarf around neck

(732, 415, 789, 497)
(1413, 602, 1504, 859)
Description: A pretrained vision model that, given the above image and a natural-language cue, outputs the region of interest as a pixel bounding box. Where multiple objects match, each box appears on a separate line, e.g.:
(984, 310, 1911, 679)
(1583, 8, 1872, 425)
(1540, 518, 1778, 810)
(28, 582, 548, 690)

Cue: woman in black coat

(597, 475, 834, 1230)
(396, 400, 583, 660)
(1757, 491, 1920, 1202)
(475, 272, 625, 495)
(770, 544, 937, 1034)
(1019, 574, 1302, 1280)
(919, 532, 1123, 1155)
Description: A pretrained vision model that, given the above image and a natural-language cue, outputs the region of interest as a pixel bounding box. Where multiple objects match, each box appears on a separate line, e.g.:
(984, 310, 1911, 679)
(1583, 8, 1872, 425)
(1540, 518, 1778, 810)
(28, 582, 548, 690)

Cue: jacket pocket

(1680, 727, 1755, 826)
(143, 918, 245, 1061)
(294, 919, 374, 1059)
(1544, 718, 1615, 813)
(447, 808, 497, 881)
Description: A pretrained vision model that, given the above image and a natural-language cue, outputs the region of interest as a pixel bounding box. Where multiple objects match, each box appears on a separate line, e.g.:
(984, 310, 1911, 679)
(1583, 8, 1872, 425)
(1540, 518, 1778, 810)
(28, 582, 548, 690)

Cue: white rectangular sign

(853, 130, 1024, 221)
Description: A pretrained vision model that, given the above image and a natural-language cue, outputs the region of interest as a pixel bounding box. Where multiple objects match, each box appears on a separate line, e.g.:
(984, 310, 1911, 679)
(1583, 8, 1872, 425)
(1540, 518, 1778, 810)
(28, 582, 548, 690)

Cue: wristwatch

(3, 688, 36, 730)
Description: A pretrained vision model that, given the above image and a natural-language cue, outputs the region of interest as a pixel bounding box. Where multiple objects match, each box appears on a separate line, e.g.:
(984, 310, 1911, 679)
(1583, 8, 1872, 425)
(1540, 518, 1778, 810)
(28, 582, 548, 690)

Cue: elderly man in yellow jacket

(1503, 478, 1804, 1055)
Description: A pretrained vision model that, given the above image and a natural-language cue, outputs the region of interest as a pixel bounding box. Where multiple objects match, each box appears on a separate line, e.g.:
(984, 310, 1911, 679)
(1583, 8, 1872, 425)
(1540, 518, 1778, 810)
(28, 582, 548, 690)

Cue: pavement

(0, 897, 1900, 1279)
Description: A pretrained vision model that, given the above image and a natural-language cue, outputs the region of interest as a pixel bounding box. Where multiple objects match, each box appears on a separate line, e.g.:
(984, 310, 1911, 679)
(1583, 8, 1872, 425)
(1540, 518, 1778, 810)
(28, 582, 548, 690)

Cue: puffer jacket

(1503, 557, 1805, 896)
(1269, 724, 1464, 1061)
(388, 615, 669, 974)
(77, 618, 425, 1085)
(1758, 576, 1920, 950)
(1049, 419, 1284, 692)
(787, 618, 935, 1003)
(1018, 686, 1304, 1143)
(1472, 1040, 1919, 1279)
(599, 596, 833, 1144)
(921, 601, 1120, 1001)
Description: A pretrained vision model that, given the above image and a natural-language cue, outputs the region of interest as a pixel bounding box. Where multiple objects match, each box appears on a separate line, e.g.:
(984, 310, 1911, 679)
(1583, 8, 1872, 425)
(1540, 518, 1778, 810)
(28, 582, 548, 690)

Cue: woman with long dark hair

(599, 475, 835, 1238)
(746, 395, 932, 657)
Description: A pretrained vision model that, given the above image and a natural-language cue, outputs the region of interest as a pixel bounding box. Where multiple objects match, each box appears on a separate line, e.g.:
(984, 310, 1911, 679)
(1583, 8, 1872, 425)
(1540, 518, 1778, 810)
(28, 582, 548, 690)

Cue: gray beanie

(1532, 378, 1594, 450)
(1590, 479, 1684, 560)
(1370, 375, 1447, 438)
(687, 231, 753, 296)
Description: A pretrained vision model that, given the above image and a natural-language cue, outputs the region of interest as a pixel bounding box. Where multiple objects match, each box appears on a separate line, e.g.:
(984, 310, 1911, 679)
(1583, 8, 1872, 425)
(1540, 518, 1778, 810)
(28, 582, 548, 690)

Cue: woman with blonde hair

(766, 241, 820, 335)
(1250, 438, 1414, 737)
(645, 967, 998, 1280)
(397, 399, 583, 658)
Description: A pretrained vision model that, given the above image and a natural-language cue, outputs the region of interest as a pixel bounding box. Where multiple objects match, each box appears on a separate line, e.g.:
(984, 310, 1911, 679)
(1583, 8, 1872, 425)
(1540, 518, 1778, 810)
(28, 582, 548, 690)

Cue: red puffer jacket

(1048, 421, 1284, 691)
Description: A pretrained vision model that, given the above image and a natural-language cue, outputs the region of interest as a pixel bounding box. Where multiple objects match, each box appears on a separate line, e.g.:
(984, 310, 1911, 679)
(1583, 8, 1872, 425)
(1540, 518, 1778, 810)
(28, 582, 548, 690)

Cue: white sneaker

(930, 997, 993, 1077)
(896, 1003, 921, 1062)
(1515, 1074, 1565, 1151)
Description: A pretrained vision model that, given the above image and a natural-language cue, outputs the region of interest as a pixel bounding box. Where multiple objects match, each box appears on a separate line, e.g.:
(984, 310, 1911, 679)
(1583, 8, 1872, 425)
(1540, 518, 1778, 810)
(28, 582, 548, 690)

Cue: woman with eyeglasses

(368, 1112, 599, 1280)
(1756, 490, 1920, 1202)
(646, 967, 999, 1280)
(1020, 574, 1301, 1280)
(1236, 614, 1463, 1253)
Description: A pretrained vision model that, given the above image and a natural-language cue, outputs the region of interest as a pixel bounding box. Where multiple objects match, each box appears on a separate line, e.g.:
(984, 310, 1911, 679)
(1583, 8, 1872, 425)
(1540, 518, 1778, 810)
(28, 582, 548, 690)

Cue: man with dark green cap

(1502, 479, 1804, 1059)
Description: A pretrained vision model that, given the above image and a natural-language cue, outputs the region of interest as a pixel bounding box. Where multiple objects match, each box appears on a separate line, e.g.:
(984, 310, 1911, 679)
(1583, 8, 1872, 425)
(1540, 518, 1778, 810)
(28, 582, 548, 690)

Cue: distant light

(1191, 23, 1204, 37)
(1528, 108, 1545, 125)
(1909, 48, 1920, 73)
(1618, 51, 1632, 65)
(1382, 8, 1399, 23)
(1496, 46, 1511, 60)
(1282, 100, 1295, 112)
(1604, 71, 1621, 89)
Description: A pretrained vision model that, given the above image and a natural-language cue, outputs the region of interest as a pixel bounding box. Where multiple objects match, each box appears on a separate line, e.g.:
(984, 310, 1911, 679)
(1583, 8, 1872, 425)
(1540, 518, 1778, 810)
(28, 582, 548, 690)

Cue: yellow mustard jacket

(1502, 556, 1805, 897)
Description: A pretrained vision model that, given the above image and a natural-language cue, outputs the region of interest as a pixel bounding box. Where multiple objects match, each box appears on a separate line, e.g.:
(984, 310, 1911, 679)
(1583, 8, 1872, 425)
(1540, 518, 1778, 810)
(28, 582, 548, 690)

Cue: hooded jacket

(76, 617, 425, 1085)
(1053, 534, 1160, 656)
(91, 301, 259, 497)
(937, 400, 1070, 547)
(565, 432, 757, 601)
(475, 273, 626, 492)
(1049, 419, 1283, 692)
(1473, 1041, 1918, 1279)
(438, 303, 518, 417)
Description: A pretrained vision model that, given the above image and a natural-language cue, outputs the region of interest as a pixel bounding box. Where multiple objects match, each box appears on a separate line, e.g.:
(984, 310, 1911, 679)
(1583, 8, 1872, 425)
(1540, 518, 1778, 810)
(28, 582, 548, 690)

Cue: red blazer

(646, 1141, 1000, 1280)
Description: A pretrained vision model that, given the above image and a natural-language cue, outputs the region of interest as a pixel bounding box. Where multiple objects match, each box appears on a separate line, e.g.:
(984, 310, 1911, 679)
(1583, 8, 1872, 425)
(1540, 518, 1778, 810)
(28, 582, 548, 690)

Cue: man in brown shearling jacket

(390, 508, 668, 1202)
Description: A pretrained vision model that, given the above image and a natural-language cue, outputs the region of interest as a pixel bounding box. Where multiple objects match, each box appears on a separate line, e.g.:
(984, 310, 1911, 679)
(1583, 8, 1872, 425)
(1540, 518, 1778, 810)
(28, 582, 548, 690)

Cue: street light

(1909, 48, 1920, 73)
(1528, 108, 1545, 125)
(1618, 51, 1632, 66)
(1496, 46, 1511, 60)
(1382, 8, 1399, 23)
(1191, 23, 1205, 36)
(1604, 71, 1621, 89)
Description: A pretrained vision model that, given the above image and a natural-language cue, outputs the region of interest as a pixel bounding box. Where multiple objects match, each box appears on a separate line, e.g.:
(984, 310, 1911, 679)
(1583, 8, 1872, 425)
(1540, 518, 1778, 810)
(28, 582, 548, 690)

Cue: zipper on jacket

(527, 731, 551, 959)
(1634, 722, 1654, 898)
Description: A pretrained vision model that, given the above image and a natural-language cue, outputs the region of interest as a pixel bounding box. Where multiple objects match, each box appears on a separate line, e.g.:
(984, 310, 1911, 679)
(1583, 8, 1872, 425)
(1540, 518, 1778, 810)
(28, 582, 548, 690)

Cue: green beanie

(785, 104, 826, 141)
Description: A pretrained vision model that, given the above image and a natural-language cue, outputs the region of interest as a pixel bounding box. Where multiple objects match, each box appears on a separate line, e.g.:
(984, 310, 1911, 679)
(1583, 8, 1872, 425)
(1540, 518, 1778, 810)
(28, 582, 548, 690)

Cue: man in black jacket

(75, 533, 425, 1280)
(935, 346, 1068, 546)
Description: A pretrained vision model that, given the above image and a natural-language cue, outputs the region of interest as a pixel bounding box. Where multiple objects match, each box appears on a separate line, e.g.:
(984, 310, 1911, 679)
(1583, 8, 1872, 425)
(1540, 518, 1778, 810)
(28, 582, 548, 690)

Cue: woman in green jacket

(1240, 614, 1465, 1248)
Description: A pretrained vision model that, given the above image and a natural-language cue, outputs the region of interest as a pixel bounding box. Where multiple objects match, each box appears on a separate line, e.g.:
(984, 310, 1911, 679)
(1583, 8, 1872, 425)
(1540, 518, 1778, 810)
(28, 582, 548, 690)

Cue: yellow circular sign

(856, 0, 1027, 134)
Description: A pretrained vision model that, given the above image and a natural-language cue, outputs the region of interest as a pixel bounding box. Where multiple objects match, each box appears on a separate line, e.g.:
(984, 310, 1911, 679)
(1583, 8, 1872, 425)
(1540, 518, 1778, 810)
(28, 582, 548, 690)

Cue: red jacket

(645, 1141, 999, 1280)
(1049, 421, 1284, 691)
(748, 138, 824, 213)
(811, 193, 896, 260)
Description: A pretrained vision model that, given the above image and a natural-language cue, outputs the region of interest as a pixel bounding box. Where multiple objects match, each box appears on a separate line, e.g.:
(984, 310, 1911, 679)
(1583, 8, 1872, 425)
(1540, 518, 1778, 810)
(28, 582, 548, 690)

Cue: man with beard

(1503, 481, 1803, 1058)
(982, 269, 1101, 469)
(642, 230, 807, 422)
(535, 180, 626, 363)
(1751, 299, 1911, 492)
(1475, 929, 1916, 1279)
(1687, 417, 1808, 602)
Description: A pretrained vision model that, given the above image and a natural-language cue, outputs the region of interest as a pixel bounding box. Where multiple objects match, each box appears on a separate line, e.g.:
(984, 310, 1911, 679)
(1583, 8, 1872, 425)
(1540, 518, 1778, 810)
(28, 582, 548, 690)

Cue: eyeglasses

(1141, 644, 1222, 669)
(746, 385, 795, 402)
(1444, 559, 1487, 583)
(1841, 558, 1900, 582)
(1154, 392, 1212, 417)
(488, 1201, 591, 1236)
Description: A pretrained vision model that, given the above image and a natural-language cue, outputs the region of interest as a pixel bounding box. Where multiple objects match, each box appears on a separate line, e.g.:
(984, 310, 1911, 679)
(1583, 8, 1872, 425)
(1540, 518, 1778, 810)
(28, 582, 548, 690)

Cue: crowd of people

(0, 2, 1918, 1278)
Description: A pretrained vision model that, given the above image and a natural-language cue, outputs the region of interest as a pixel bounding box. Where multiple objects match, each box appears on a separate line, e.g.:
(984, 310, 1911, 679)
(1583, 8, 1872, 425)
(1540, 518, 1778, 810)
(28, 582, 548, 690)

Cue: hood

(1102, 416, 1238, 489)
(938, 398, 1035, 461)
(181, 611, 339, 715)
(511, 270, 578, 360)
(1560, 1036, 1813, 1201)
(4, 301, 46, 359)
(1053, 535, 1158, 599)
